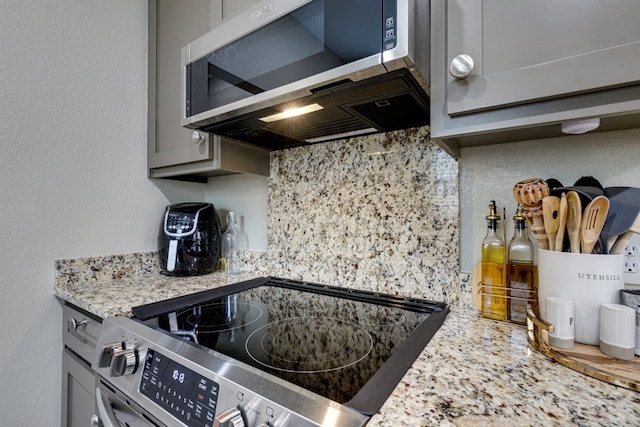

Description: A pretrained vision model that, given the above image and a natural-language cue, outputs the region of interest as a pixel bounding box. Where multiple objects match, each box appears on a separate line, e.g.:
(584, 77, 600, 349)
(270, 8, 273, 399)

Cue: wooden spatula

(555, 193, 568, 251)
(580, 195, 610, 254)
(542, 196, 560, 251)
(566, 191, 582, 253)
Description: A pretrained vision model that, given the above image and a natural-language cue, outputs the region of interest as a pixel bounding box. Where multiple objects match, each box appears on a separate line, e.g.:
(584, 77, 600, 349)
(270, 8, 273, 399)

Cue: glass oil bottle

(481, 201, 506, 321)
(507, 212, 535, 324)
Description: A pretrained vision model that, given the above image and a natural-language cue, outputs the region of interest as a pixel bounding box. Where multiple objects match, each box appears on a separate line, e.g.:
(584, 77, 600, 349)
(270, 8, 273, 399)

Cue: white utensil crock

(538, 249, 624, 345)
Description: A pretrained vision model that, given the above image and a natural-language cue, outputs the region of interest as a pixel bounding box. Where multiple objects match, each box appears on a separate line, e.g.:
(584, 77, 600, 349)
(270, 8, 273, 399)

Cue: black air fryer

(158, 203, 221, 276)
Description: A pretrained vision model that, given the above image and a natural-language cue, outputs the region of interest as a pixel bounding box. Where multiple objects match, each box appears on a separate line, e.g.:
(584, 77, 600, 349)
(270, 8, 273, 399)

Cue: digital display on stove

(140, 349, 219, 426)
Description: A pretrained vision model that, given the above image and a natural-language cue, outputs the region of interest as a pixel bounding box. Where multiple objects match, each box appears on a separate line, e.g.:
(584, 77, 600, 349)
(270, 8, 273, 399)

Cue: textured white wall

(0, 1, 181, 424)
(205, 174, 268, 252)
(460, 128, 640, 272)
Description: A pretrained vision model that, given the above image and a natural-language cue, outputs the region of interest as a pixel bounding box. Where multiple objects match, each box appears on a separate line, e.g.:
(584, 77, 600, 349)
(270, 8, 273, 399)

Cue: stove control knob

(111, 348, 138, 377)
(98, 342, 123, 368)
(214, 408, 245, 427)
(272, 411, 291, 427)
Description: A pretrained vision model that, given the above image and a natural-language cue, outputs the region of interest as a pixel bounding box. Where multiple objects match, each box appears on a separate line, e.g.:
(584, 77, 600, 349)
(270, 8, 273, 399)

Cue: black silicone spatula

(600, 187, 640, 253)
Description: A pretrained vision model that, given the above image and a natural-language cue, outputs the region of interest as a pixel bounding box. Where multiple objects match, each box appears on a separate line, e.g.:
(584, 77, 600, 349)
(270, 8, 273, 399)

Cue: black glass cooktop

(133, 277, 448, 414)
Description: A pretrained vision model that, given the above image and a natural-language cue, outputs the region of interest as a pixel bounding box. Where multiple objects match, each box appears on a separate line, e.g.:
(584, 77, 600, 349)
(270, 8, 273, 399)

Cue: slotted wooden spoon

(580, 196, 610, 254)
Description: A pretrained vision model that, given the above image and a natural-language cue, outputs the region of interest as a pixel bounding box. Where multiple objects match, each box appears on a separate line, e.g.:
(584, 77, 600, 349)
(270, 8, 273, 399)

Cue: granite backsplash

(56, 126, 462, 306)
(244, 126, 461, 304)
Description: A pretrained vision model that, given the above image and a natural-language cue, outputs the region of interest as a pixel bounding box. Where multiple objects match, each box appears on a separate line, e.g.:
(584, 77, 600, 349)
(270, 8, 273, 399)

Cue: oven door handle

(95, 387, 120, 427)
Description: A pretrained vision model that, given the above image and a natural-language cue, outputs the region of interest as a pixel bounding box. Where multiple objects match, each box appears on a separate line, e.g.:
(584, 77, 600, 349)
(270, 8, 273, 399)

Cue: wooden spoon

(566, 191, 582, 253)
(542, 196, 560, 251)
(555, 193, 567, 251)
(580, 195, 610, 254)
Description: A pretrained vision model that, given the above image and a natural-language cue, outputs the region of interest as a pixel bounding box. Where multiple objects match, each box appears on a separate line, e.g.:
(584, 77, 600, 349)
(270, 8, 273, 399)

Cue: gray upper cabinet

(216, 0, 263, 23)
(430, 0, 640, 157)
(148, 0, 268, 180)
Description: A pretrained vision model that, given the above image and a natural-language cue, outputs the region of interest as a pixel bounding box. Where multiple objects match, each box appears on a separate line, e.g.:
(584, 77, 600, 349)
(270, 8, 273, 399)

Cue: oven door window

(186, 0, 383, 117)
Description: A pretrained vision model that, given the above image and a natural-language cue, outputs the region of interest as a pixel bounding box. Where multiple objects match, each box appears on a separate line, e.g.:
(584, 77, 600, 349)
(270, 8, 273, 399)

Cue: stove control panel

(94, 317, 367, 427)
(140, 349, 220, 426)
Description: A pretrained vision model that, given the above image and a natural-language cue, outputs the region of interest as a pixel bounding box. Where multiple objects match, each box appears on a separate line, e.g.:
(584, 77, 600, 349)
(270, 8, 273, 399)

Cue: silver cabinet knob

(67, 318, 87, 332)
(192, 130, 206, 144)
(449, 54, 474, 79)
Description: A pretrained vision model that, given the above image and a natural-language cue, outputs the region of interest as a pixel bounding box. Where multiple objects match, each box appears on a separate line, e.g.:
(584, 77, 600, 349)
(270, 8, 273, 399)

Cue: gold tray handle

(527, 307, 554, 352)
(527, 309, 640, 392)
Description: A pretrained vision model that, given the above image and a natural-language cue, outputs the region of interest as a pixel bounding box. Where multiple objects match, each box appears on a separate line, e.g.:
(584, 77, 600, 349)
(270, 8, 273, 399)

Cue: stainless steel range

(92, 277, 448, 427)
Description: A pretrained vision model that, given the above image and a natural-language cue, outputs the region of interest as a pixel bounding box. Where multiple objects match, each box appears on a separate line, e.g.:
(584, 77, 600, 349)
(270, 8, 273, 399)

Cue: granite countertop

(54, 257, 639, 426)
(55, 269, 259, 318)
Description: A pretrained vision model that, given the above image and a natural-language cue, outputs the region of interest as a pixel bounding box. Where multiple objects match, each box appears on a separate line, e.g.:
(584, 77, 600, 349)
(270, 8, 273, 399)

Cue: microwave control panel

(383, 0, 397, 50)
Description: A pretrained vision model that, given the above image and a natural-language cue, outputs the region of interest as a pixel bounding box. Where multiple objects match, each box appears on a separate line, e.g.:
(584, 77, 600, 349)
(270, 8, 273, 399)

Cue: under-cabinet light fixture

(259, 103, 324, 123)
(305, 128, 377, 143)
(561, 118, 600, 135)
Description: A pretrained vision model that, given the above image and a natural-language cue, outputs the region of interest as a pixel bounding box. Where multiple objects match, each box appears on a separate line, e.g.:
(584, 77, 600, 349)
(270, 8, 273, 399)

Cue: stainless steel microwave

(181, 0, 430, 150)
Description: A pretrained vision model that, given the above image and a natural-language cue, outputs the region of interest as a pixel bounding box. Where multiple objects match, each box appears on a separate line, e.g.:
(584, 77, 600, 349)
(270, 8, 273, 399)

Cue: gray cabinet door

(148, 0, 266, 173)
(60, 303, 102, 427)
(431, 0, 640, 157)
(446, 0, 640, 116)
(149, 0, 218, 170)
(218, 0, 263, 22)
(61, 349, 95, 427)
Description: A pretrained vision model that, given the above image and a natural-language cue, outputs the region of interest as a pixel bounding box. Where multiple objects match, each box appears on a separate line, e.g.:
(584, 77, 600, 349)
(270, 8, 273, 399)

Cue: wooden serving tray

(527, 309, 640, 392)
(472, 262, 639, 391)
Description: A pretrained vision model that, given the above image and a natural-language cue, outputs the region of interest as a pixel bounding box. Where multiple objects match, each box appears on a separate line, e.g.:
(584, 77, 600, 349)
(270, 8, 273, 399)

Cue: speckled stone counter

(54, 254, 639, 426)
(370, 308, 639, 426)
(53, 252, 259, 318)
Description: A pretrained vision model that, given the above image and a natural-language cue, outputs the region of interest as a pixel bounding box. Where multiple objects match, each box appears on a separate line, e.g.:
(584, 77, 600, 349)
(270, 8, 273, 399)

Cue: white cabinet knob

(449, 54, 474, 79)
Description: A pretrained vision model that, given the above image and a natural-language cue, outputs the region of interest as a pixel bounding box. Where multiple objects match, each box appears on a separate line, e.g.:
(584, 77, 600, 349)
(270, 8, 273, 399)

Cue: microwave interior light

(259, 103, 324, 123)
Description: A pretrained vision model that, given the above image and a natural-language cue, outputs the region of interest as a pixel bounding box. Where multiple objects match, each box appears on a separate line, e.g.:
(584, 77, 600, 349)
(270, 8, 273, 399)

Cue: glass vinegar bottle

(222, 212, 242, 275)
(481, 201, 506, 320)
(507, 213, 535, 324)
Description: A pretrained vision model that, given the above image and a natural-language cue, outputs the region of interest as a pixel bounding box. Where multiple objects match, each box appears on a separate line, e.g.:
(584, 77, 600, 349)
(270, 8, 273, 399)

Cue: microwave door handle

(95, 387, 120, 427)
